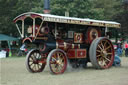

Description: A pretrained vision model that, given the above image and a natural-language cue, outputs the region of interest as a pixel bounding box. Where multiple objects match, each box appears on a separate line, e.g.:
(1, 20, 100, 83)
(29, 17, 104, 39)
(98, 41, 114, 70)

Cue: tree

(91, 0, 123, 20)
(0, 0, 39, 36)
(0, 0, 126, 38)
(50, 0, 105, 19)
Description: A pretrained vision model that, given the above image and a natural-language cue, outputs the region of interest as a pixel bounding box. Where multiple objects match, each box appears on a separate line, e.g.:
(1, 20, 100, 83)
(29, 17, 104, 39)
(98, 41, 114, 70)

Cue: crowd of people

(116, 40, 128, 57)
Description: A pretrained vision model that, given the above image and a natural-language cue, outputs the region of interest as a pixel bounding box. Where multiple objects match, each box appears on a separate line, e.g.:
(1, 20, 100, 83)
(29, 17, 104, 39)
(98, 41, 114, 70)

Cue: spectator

(117, 41, 122, 48)
(124, 41, 128, 57)
(117, 47, 122, 56)
(117, 41, 122, 56)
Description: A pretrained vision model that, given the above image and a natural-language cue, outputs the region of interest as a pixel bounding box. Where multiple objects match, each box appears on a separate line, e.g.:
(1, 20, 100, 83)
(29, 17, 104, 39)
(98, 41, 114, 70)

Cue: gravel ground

(0, 57, 128, 85)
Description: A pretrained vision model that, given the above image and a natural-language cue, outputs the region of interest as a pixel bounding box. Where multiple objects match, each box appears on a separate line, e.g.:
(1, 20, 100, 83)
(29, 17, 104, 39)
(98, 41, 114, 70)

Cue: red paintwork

(77, 49, 86, 58)
(74, 33, 83, 43)
(31, 14, 42, 18)
(13, 14, 42, 23)
(23, 37, 33, 43)
(67, 49, 86, 59)
(38, 60, 46, 64)
(86, 28, 101, 44)
(56, 40, 72, 51)
(56, 40, 82, 51)
(67, 49, 76, 58)
(13, 15, 26, 23)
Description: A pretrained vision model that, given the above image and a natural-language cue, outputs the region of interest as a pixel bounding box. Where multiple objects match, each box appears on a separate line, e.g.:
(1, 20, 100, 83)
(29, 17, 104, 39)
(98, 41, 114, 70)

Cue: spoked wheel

(26, 49, 46, 73)
(47, 49, 68, 74)
(89, 37, 114, 69)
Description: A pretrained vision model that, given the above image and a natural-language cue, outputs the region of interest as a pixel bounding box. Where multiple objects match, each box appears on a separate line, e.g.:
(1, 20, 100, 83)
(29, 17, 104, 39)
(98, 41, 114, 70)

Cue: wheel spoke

(29, 59, 33, 62)
(107, 53, 112, 55)
(38, 63, 42, 66)
(104, 57, 111, 62)
(101, 42, 104, 50)
(98, 45, 103, 50)
(104, 41, 107, 46)
(96, 50, 101, 53)
(58, 64, 63, 72)
(37, 64, 40, 70)
(31, 54, 37, 61)
(105, 45, 111, 50)
(99, 59, 107, 66)
(97, 56, 102, 61)
(32, 64, 36, 71)
(29, 58, 34, 62)
(103, 60, 107, 66)
(34, 53, 37, 57)
(55, 66, 59, 72)
(29, 62, 34, 67)
(50, 61, 56, 64)
(52, 57, 57, 61)
(97, 54, 101, 57)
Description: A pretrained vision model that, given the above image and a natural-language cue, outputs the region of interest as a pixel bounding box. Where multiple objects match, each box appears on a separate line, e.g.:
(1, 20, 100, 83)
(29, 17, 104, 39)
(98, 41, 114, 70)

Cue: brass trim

(72, 44, 74, 49)
(75, 49, 77, 57)
(64, 42, 67, 50)
(56, 42, 58, 49)
(35, 37, 48, 40)
(90, 28, 99, 40)
(78, 44, 80, 49)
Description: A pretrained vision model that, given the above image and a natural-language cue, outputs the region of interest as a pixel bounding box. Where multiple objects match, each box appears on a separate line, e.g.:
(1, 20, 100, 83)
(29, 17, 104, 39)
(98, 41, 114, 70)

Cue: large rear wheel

(47, 49, 68, 74)
(89, 37, 114, 69)
(26, 49, 46, 73)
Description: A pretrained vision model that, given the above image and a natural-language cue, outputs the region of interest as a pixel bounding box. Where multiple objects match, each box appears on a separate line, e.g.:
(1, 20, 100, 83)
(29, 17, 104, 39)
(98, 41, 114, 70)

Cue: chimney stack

(43, 0, 50, 14)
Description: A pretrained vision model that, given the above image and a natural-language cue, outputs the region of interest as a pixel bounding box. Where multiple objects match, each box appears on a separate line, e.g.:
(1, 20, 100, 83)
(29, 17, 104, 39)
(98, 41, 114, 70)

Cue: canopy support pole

(105, 27, 108, 35)
(34, 20, 44, 40)
(105, 26, 109, 38)
(22, 20, 24, 38)
(55, 23, 57, 39)
(16, 24, 23, 38)
(33, 19, 35, 37)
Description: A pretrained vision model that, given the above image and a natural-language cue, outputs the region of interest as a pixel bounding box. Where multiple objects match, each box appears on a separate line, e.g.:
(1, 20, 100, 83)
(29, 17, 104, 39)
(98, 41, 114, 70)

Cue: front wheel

(47, 49, 68, 74)
(89, 37, 114, 69)
(26, 49, 46, 73)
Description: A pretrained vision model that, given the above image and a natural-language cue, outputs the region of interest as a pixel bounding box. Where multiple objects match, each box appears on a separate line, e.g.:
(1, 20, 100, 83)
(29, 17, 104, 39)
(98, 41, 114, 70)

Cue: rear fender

(22, 37, 33, 43)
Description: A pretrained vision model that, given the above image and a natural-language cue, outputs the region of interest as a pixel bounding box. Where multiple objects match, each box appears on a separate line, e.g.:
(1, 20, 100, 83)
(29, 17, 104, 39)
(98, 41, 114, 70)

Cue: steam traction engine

(13, 12, 120, 74)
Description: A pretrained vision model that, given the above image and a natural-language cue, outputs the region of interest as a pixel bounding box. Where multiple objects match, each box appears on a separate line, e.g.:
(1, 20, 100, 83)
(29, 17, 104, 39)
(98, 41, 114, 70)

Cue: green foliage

(0, 0, 39, 36)
(91, 0, 123, 20)
(50, 0, 104, 19)
(0, 0, 127, 38)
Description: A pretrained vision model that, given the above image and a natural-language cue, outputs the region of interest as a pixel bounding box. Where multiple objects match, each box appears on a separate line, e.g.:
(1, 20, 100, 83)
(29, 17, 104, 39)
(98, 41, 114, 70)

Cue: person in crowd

(124, 41, 128, 57)
(116, 41, 122, 56)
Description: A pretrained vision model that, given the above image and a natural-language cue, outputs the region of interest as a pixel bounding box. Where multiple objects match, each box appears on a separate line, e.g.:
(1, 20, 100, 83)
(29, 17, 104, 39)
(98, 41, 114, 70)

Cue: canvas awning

(13, 12, 121, 28)
(0, 34, 18, 41)
(0, 34, 19, 57)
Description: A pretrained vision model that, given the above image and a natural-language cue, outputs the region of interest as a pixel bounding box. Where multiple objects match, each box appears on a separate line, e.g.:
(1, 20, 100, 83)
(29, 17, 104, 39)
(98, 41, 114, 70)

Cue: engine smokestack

(44, 0, 50, 14)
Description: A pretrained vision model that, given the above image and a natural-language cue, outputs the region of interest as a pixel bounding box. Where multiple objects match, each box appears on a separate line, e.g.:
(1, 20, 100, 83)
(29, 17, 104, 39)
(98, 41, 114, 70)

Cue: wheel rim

(26, 50, 46, 73)
(96, 38, 114, 68)
(89, 37, 114, 69)
(49, 50, 67, 74)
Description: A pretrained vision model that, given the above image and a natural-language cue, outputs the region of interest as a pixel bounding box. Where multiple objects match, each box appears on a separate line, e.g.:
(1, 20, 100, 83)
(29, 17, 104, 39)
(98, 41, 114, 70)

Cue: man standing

(117, 41, 122, 56)
(124, 41, 128, 57)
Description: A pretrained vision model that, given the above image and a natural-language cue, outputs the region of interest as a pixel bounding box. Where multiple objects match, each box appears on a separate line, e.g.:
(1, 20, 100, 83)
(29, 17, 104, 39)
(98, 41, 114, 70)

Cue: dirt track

(0, 57, 128, 85)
